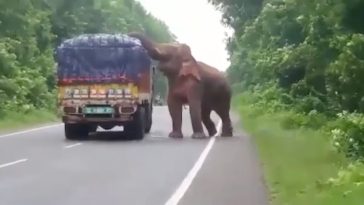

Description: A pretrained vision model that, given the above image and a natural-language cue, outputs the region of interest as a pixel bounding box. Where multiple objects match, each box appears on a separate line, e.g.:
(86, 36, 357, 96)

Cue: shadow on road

(85, 131, 148, 141)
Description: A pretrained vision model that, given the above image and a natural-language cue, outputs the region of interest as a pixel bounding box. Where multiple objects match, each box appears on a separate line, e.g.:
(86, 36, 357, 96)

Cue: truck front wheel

(124, 107, 145, 140)
(65, 123, 90, 140)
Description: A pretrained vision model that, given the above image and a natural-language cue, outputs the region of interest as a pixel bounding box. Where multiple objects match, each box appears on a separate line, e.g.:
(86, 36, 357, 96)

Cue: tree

(0, 0, 175, 114)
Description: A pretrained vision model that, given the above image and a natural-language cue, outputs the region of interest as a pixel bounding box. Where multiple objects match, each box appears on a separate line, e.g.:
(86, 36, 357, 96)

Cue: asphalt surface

(0, 106, 269, 205)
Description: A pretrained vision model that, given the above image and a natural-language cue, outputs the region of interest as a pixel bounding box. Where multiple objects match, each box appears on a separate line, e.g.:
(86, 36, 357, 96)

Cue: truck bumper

(62, 115, 133, 124)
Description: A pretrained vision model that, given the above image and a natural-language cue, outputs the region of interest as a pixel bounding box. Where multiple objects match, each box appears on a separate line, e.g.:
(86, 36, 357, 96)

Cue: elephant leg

(202, 106, 217, 137)
(215, 101, 233, 137)
(167, 94, 183, 138)
(188, 97, 207, 139)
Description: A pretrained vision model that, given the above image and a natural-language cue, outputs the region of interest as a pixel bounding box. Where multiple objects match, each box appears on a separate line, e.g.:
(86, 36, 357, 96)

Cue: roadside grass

(0, 110, 59, 132)
(235, 103, 364, 205)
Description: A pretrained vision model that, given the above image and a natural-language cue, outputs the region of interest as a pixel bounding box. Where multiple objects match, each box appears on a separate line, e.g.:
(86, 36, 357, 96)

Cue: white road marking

(64, 143, 82, 149)
(0, 124, 62, 139)
(0, 159, 28, 169)
(165, 120, 223, 205)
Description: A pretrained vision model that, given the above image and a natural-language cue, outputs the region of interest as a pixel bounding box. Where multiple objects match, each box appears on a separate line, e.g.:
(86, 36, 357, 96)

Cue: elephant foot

(219, 121, 233, 137)
(220, 127, 233, 137)
(207, 128, 217, 137)
(168, 131, 184, 139)
(191, 132, 208, 139)
(220, 132, 233, 137)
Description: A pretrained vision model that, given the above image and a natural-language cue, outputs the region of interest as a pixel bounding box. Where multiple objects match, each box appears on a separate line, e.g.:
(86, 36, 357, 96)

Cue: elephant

(127, 32, 233, 139)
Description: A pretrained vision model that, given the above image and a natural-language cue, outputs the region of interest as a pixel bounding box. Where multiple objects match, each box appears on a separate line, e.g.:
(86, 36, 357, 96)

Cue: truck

(55, 33, 155, 140)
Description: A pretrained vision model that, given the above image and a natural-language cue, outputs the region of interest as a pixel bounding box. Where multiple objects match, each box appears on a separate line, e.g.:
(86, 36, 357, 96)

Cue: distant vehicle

(55, 33, 155, 140)
(153, 95, 164, 106)
(154, 99, 164, 106)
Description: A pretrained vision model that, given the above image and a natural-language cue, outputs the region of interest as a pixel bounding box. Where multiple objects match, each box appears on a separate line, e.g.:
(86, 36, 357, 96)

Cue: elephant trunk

(127, 32, 169, 60)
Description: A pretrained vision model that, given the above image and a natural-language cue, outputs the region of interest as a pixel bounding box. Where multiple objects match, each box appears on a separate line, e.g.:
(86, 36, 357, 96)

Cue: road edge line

(64, 143, 83, 149)
(0, 159, 28, 169)
(164, 120, 223, 205)
(0, 124, 63, 139)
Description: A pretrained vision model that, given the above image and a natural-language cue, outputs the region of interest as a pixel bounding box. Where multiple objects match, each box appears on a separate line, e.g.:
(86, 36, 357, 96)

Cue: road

(0, 106, 269, 205)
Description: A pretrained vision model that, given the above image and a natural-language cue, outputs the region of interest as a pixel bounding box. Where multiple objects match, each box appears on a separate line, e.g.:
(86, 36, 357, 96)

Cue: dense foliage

(209, 0, 364, 202)
(0, 0, 174, 115)
(209, 0, 364, 159)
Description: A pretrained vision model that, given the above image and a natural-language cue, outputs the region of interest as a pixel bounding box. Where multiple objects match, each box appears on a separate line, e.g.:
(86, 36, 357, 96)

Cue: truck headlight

(99, 89, 106, 95)
(64, 88, 73, 98)
(81, 88, 88, 95)
(124, 88, 132, 98)
(108, 89, 114, 95)
(91, 89, 97, 95)
(116, 89, 123, 95)
(124, 88, 131, 95)
(74, 89, 80, 95)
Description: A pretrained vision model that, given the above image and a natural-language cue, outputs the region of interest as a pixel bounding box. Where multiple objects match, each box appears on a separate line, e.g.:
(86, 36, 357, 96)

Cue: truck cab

(55, 33, 154, 140)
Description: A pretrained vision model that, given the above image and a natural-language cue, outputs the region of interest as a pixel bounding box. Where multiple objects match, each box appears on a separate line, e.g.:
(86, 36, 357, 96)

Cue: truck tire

(65, 123, 90, 140)
(145, 105, 152, 133)
(89, 125, 98, 133)
(124, 107, 145, 140)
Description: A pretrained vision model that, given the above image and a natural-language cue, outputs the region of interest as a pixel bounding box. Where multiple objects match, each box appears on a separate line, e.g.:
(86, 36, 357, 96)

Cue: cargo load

(56, 33, 151, 84)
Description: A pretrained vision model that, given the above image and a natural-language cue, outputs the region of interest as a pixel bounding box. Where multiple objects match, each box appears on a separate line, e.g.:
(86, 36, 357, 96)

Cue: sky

(135, 0, 233, 71)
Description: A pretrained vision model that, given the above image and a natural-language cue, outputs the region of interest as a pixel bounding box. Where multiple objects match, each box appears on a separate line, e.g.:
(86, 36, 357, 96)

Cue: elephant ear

(177, 44, 201, 81)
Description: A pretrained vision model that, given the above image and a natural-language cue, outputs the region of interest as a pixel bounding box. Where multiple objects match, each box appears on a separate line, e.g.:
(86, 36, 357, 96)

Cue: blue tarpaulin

(56, 33, 151, 84)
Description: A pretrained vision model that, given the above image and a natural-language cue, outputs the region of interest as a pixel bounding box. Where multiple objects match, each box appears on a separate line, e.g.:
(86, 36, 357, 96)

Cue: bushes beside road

(0, 110, 58, 132)
(208, 0, 364, 203)
(233, 92, 364, 205)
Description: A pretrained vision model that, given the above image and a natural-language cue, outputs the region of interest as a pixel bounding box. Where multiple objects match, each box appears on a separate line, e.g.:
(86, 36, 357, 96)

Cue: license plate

(83, 107, 114, 114)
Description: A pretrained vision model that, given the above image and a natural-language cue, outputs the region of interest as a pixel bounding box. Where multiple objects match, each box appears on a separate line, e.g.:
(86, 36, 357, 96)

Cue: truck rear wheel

(65, 123, 90, 140)
(124, 107, 145, 140)
(145, 105, 152, 133)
